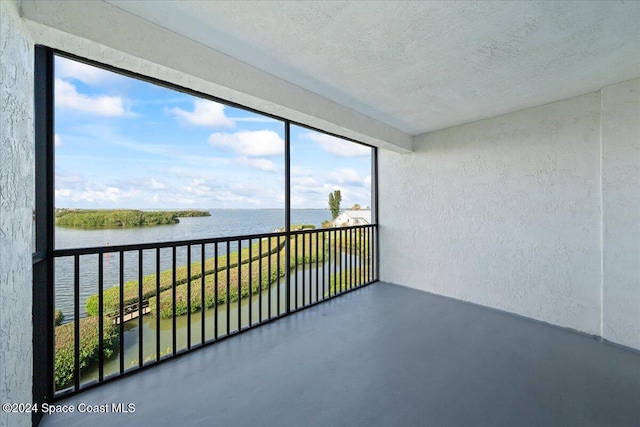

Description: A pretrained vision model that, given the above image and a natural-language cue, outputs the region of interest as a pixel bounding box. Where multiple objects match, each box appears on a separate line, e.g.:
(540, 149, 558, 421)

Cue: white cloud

(89, 187, 123, 203)
(66, 124, 179, 159)
(184, 178, 212, 197)
(288, 165, 372, 209)
(290, 181, 341, 209)
(170, 99, 234, 128)
(162, 166, 227, 180)
(56, 172, 83, 187)
(327, 168, 363, 185)
(55, 188, 72, 199)
(56, 186, 141, 204)
(55, 78, 132, 117)
(208, 130, 284, 157)
(56, 57, 117, 85)
(290, 194, 309, 207)
(303, 132, 371, 157)
(295, 176, 317, 187)
(54, 134, 62, 147)
(235, 156, 277, 172)
(150, 178, 166, 190)
(182, 178, 264, 205)
(213, 191, 260, 204)
(176, 155, 232, 168)
(109, 138, 175, 156)
(291, 166, 314, 176)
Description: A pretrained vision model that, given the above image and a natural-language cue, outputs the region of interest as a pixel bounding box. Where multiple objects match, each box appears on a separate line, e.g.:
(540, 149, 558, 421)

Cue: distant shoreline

(54, 209, 211, 229)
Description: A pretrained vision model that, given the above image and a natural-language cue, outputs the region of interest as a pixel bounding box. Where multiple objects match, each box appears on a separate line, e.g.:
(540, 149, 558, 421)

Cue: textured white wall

(0, 1, 34, 426)
(380, 86, 639, 348)
(602, 79, 640, 350)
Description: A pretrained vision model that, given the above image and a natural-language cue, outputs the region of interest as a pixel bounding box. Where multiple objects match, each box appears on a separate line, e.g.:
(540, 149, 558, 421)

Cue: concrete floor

(41, 282, 640, 427)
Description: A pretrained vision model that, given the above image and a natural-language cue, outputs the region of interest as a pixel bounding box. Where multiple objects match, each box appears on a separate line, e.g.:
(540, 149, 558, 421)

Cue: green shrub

(334, 228, 371, 255)
(54, 309, 64, 326)
(292, 224, 316, 230)
(172, 210, 211, 217)
(85, 237, 286, 317)
(328, 266, 370, 295)
(149, 256, 281, 318)
(149, 233, 326, 319)
(55, 209, 182, 229)
(54, 316, 119, 390)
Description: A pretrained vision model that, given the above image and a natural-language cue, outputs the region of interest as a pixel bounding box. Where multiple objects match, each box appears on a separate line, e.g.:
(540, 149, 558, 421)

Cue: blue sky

(54, 56, 372, 210)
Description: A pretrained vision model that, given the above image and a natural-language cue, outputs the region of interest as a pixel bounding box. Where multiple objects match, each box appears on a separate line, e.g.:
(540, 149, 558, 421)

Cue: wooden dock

(113, 302, 151, 325)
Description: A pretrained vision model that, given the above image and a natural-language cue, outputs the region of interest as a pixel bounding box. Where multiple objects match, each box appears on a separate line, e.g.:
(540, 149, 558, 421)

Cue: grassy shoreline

(149, 232, 325, 318)
(54, 316, 118, 390)
(85, 236, 287, 316)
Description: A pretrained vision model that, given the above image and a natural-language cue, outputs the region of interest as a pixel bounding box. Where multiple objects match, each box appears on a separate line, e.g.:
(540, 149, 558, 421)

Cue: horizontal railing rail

(51, 225, 377, 398)
(52, 230, 289, 256)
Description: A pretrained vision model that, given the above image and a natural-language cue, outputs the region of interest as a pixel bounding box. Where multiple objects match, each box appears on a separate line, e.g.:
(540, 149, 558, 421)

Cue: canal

(79, 253, 360, 387)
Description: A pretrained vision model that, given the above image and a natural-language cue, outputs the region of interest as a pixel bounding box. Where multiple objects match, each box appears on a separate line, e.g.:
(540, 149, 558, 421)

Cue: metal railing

(51, 225, 377, 397)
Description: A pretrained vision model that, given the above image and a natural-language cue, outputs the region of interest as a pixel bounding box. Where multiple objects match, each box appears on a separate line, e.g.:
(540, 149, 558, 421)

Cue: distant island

(55, 209, 211, 229)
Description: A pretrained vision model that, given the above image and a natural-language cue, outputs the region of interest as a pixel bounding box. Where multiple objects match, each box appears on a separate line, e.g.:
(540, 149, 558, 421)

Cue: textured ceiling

(106, 1, 639, 136)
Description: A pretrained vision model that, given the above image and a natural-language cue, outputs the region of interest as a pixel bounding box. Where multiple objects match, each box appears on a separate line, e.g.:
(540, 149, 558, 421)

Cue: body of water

(51, 208, 370, 391)
(54, 209, 332, 320)
(55, 209, 332, 249)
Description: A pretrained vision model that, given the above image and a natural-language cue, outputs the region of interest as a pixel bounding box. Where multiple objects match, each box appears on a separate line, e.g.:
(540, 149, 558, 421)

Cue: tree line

(55, 209, 210, 229)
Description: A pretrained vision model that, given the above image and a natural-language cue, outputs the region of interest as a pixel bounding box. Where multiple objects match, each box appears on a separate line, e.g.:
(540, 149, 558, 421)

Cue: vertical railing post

(201, 243, 206, 344)
(349, 228, 353, 290)
(371, 226, 374, 283)
(214, 243, 219, 340)
(284, 121, 291, 314)
(172, 247, 177, 355)
(98, 253, 104, 380)
(302, 232, 306, 306)
(138, 249, 144, 365)
(258, 238, 263, 322)
(277, 236, 281, 315)
(315, 230, 319, 302)
(328, 230, 332, 297)
(248, 238, 252, 327)
(155, 248, 160, 361)
(237, 240, 242, 331)
(268, 237, 272, 320)
(308, 232, 312, 303)
(187, 245, 192, 348)
(295, 233, 299, 309)
(372, 147, 379, 281)
(73, 255, 80, 391)
(226, 241, 230, 336)
(339, 229, 343, 293)
(336, 229, 340, 293)
(322, 230, 326, 298)
(119, 251, 125, 372)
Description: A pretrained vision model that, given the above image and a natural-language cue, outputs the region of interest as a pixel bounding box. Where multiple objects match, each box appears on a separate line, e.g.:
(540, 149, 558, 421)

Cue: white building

(333, 210, 372, 227)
